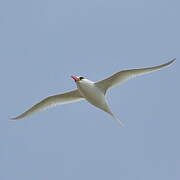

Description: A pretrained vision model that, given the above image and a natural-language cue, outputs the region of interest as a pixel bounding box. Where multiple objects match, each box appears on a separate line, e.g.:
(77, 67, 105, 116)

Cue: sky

(0, 0, 179, 179)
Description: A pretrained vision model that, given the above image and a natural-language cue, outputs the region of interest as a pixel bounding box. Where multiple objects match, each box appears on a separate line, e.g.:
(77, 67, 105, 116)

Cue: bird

(11, 58, 175, 125)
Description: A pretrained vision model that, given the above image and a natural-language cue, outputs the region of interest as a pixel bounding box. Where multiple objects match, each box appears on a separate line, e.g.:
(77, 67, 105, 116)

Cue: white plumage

(11, 58, 175, 125)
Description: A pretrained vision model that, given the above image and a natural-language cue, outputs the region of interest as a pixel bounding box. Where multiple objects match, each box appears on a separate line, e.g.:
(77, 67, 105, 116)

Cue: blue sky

(0, 0, 179, 179)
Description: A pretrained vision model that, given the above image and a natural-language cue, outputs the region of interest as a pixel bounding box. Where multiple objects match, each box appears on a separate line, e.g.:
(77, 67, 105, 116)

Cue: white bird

(11, 58, 175, 125)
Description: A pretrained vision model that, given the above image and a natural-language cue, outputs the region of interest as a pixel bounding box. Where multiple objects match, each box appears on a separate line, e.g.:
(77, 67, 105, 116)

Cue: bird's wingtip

(169, 58, 176, 64)
(9, 116, 21, 120)
(164, 58, 176, 67)
(10, 117, 16, 120)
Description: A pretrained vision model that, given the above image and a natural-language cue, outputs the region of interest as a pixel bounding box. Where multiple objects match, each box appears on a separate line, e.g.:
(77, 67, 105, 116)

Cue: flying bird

(11, 58, 176, 125)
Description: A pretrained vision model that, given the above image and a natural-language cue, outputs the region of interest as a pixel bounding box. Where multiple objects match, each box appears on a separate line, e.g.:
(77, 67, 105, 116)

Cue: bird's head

(71, 75, 85, 82)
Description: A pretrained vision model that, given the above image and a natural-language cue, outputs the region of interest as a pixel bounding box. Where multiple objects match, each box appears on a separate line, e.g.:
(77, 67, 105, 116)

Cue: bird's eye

(79, 77, 84, 80)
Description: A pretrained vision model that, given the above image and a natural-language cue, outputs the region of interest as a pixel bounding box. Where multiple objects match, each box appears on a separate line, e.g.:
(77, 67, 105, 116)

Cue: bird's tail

(107, 110, 123, 127)
(112, 114, 124, 127)
(102, 102, 123, 126)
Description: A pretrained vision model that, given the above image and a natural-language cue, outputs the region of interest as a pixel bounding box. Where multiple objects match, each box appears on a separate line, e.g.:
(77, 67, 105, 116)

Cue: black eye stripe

(79, 77, 84, 80)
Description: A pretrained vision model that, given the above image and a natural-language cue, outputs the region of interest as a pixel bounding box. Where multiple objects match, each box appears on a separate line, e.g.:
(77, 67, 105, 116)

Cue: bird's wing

(95, 58, 176, 93)
(11, 89, 83, 120)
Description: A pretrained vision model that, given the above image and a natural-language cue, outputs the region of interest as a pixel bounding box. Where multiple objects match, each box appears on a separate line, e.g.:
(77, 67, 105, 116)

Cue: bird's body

(11, 58, 176, 125)
(76, 79, 113, 117)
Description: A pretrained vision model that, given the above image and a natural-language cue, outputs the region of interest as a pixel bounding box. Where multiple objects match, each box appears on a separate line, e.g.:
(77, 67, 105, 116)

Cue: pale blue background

(0, 0, 179, 179)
